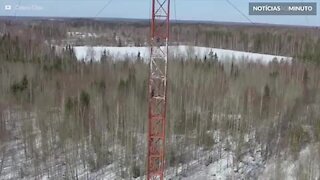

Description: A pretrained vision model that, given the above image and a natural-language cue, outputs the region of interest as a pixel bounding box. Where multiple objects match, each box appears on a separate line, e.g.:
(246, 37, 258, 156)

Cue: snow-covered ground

(67, 32, 98, 39)
(1, 108, 319, 179)
(0, 108, 265, 180)
(167, 131, 265, 180)
(72, 45, 292, 63)
(260, 144, 320, 180)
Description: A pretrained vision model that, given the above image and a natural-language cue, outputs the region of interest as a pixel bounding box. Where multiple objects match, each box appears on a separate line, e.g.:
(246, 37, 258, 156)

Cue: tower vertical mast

(147, 0, 170, 179)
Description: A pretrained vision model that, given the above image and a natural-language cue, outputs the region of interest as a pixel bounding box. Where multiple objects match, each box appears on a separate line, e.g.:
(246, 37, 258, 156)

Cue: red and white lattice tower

(147, 0, 170, 180)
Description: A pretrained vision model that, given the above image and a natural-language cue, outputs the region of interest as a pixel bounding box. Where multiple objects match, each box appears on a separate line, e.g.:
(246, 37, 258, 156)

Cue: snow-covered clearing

(67, 32, 98, 39)
(72, 45, 292, 63)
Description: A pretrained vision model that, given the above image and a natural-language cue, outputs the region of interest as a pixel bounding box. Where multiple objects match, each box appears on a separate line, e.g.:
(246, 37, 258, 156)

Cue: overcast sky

(0, 0, 319, 26)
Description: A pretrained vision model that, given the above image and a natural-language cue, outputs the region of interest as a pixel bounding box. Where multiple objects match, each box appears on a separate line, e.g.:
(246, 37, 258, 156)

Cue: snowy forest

(0, 19, 320, 179)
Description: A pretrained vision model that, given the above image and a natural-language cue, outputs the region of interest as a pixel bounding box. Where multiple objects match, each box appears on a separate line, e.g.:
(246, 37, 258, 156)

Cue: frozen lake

(72, 45, 292, 63)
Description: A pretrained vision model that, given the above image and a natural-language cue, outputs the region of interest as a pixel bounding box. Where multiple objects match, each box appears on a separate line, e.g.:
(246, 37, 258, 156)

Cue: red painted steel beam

(147, 0, 170, 180)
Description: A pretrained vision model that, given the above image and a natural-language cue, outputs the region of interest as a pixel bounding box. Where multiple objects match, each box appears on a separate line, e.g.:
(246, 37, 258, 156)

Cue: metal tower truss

(147, 0, 170, 180)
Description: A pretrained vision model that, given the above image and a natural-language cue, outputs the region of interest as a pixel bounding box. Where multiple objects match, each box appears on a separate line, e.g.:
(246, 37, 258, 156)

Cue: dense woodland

(0, 19, 320, 179)
(1, 19, 320, 61)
